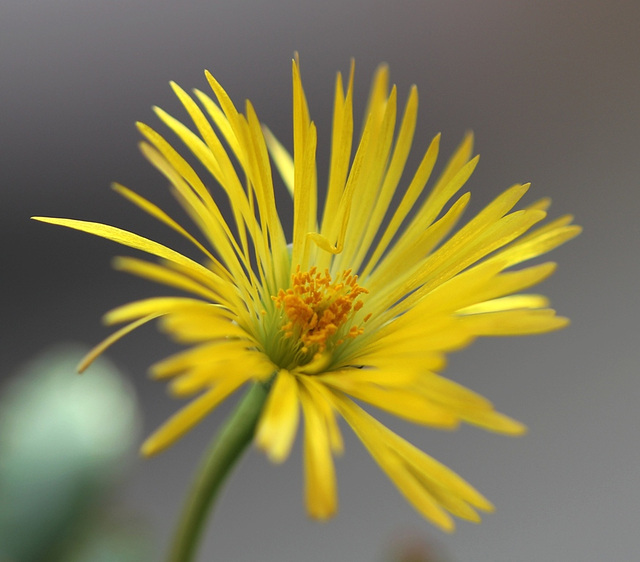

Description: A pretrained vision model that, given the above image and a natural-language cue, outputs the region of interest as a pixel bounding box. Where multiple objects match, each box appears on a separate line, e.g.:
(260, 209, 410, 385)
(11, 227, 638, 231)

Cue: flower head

(34, 58, 580, 530)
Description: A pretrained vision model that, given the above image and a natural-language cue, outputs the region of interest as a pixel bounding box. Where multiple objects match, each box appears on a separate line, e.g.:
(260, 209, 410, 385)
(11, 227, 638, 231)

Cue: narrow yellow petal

(255, 369, 300, 463)
(149, 340, 256, 379)
(413, 373, 494, 411)
(385, 457, 456, 531)
(262, 125, 295, 197)
(413, 473, 481, 523)
(158, 311, 252, 343)
(319, 367, 421, 388)
(193, 87, 242, 162)
(388, 154, 479, 265)
(78, 314, 161, 373)
(487, 223, 582, 269)
(300, 377, 344, 455)
(168, 354, 271, 398)
(299, 382, 338, 519)
(334, 394, 494, 513)
(32, 217, 222, 288)
(103, 296, 217, 325)
(459, 294, 551, 315)
(141, 377, 249, 456)
(361, 132, 441, 278)
(320, 375, 459, 428)
(338, 86, 398, 271)
(367, 191, 471, 301)
(137, 135, 255, 295)
(461, 308, 569, 335)
(457, 408, 527, 435)
(112, 257, 220, 302)
(136, 121, 217, 211)
(334, 395, 456, 530)
(112, 183, 216, 263)
(381, 206, 548, 320)
(320, 62, 354, 241)
(429, 130, 475, 199)
(362, 63, 390, 131)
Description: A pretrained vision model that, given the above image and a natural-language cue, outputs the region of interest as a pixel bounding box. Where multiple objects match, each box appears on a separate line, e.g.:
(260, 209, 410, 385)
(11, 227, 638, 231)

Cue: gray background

(2, 0, 639, 560)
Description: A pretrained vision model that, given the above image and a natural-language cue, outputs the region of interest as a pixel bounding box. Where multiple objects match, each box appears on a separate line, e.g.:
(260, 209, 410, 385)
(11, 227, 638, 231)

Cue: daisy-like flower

(34, 59, 580, 531)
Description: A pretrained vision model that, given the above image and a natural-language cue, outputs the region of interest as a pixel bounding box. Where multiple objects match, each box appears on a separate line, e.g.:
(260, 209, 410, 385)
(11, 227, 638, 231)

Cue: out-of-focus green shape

(0, 345, 144, 562)
(62, 515, 151, 562)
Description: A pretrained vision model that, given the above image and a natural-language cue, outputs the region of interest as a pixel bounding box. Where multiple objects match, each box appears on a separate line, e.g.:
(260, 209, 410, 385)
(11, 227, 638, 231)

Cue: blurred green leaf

(0, 345, 142, 562)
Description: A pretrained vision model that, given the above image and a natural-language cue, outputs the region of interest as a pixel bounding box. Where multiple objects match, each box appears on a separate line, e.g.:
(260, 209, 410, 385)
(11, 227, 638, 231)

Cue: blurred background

(2, 0, 639, 560)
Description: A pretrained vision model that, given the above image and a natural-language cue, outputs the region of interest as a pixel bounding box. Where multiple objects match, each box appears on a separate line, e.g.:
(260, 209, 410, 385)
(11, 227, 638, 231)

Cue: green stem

(167, 382, 270, 562)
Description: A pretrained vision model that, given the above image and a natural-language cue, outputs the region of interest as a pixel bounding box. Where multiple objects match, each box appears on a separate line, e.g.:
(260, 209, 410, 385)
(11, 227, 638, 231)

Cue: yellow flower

(34, 59, 580, 531)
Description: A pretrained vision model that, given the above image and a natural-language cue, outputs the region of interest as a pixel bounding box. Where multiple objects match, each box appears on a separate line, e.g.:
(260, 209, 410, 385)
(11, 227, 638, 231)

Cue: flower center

(272, 266, 370, 368)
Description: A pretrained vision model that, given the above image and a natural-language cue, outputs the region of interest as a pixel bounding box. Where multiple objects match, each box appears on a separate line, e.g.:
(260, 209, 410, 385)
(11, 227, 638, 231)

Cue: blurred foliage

(0, 345, 151, 562)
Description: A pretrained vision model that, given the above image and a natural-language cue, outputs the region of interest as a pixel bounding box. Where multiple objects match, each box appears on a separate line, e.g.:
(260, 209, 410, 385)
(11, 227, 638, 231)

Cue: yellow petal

(457, 407, 527, 435)
(320, 374, 459, 428)
(103, 296, 216, 325)
(459, 294, 551, 315)
(149, 340, 257, 379)
(299, 382, 338, 519)
(262, 125, 295, 197)
(112, 183, 216, 263)
(141, 376, 249, 456)
(112, 256, 220, 302)
(461, 308, 569, 335)
(255, 369, 300, 463)
(334, 395, 456, 530)
(319, 62, 354, 247)
(32, 217, 222, 288)
(77, 314, 161, 373)
(169, 354, 272, 398)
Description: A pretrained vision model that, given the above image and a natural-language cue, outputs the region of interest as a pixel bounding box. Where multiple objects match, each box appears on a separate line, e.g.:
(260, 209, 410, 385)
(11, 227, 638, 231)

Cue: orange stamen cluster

(273, 266, 370, 356)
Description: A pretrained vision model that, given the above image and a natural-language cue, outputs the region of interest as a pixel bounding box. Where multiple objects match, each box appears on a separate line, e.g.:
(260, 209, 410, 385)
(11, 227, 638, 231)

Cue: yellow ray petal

(112, 183, 216, 263)
(149, 340, 258, 379)
(338, 86, 398, 271)
(300, 376, 344, 454)
(487, 223, 582, 269)
(158, 311, 252, 343)
(385, 154, 479, 267)
(168, 354, 272, 397)
(262, 125, 294, 197)
(320, 374, 459, 428)
(459, 294, 550, 315)
(192, 87, 242, 162)
(335, 394, 494, 512)
(32, 217, 224, 290)
(255, 369, 300, 463)
(413, 373, 494, 410)
(320, 62, 354, 242)
(367, 190, 471, 301)
(381, 206, 548, 320)
(103, 296, 218, 325)
(141, 376, 250, 456)
(429, 130, 475, 199)
(361, 132, 441, 278)
(299, 383, 338, 519)
(412, 470, 481, 523)
(334, 395, 455, 530)
(389, 261, 556, 328)
(461, 308, 569, 336)
(78, 314, 161, 373)
(455, 407, 527, 435)
(112, 256, 220, 302)
(137, 130, 255, 292)
(319, 367, 421, 388)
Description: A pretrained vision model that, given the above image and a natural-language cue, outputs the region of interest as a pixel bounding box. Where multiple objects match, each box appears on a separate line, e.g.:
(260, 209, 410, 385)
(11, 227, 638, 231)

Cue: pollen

(273, 266, 369, 357)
